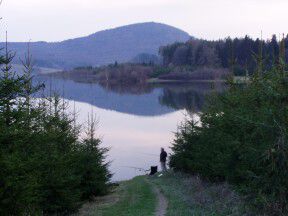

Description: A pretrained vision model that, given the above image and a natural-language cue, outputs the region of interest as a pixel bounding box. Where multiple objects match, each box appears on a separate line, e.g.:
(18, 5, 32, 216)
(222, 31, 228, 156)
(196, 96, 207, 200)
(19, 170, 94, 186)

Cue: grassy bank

(151, 172, 250, 216)
(77, 172, 252, 216)
(77, 176, 156, 216)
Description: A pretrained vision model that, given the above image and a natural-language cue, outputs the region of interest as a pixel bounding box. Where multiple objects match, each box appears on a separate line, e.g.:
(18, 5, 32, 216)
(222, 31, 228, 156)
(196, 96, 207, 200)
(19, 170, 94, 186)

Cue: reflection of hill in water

(36, 77, 225, 116)
(36, 77, 173, 116)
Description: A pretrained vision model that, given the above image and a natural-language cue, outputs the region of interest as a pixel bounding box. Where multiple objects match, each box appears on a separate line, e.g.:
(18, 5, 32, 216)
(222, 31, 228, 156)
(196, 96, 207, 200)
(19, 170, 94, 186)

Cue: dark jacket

(160, 151, 167, 162)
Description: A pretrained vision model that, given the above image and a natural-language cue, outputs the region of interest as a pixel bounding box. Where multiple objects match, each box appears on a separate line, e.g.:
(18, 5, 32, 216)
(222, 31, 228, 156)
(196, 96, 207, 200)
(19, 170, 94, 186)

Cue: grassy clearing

(150, 172, 251, 216)
(77, 176, 156, 216)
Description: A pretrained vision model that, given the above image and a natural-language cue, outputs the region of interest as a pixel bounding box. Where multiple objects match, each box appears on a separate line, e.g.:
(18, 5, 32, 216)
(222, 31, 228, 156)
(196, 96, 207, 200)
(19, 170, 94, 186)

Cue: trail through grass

(78, 176, 156, 216)
(77, 172, 252, 216)
(150, 172, 250, 216)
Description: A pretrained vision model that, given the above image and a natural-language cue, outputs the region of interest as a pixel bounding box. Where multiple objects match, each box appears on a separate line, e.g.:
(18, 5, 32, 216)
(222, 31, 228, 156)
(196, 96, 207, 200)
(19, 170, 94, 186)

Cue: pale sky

(0, 0, 287, 42)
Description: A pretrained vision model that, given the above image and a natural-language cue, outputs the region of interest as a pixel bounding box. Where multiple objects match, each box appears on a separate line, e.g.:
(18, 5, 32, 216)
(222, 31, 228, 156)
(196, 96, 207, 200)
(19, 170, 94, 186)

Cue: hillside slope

(4, 22, 190, 69)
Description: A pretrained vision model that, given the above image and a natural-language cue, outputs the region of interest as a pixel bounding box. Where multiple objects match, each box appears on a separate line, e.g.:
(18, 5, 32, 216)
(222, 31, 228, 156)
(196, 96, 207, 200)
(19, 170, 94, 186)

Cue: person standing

(160, 147, 167, 172)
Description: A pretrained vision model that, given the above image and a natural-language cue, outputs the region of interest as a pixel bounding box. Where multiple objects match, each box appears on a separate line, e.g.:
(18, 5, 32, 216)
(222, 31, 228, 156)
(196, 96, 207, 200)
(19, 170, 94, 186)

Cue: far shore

(43, 71, 249, 85)
(147, 78, 226, 84)
(147, 76, 249, 84)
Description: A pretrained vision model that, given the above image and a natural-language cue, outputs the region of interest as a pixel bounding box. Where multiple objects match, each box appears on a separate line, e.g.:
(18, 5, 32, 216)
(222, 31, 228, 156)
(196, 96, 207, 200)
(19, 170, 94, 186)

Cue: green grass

(77, 172, 252, 216)
(93, 176, 156, 216)
(150, 172, 250, 216)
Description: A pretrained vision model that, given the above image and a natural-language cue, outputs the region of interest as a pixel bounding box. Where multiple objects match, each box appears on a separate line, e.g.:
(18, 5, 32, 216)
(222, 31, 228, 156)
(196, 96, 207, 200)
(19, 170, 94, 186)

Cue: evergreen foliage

(160, 35, 288, 76)
(170, 48, 288, 214)
(0, 47, 111, 215)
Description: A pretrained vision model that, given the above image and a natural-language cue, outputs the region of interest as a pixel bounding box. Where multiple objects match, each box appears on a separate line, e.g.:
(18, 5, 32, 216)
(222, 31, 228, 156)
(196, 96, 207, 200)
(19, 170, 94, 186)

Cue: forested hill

(3, 22, 190, 69)
(160, 35, 288, 75)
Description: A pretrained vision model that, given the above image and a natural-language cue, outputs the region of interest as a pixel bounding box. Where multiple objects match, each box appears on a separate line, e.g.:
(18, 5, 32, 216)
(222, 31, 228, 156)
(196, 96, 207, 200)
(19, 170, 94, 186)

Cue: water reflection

(67, 101, 185, 181)
(87, 80, 225, 113)
(38, 76, 224, 116)
(159, 83, 224, 112)
(35, 76, 224, 181)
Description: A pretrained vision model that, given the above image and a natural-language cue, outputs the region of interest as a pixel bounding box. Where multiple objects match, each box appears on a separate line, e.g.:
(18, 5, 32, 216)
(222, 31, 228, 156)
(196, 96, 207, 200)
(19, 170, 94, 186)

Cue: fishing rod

(116, 149, 160, 157)
(135, 152, 159, 157)
(122, 166, 150, 173)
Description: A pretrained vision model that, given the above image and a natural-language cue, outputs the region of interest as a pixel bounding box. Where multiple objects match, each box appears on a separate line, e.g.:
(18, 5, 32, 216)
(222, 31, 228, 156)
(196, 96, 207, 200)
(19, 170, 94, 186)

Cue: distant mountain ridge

(4, 22, 190, 69)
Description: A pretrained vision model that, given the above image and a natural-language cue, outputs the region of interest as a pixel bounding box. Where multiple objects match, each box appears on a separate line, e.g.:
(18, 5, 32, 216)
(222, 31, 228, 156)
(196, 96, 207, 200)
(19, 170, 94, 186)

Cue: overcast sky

(0, 0, 287, 42)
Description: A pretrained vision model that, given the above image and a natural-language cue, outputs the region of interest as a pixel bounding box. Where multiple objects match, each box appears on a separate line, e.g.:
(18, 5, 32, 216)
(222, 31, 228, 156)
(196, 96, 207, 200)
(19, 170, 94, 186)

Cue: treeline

(58, 63, 155, 84)
(0, 49, 111, 215)
(59, 62, 230, 85)
(160, 35, 288, 75)
(170, 58, 288, 214)
(131, 53, 161, 65)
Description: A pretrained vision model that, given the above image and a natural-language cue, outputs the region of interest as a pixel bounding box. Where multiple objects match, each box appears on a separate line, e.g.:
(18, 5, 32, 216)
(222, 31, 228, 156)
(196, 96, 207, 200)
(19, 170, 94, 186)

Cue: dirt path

(154, 185, 168, 216)
(145, 178, 168, 216)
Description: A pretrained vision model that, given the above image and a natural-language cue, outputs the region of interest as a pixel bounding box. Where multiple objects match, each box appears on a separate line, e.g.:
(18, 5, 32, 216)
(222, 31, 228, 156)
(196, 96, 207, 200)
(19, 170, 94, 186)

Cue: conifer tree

(0, 41, 111, 215)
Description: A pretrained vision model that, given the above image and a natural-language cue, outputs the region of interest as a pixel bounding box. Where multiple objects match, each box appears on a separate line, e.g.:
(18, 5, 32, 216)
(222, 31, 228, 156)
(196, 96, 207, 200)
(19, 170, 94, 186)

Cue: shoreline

(43, 73, 248, 85)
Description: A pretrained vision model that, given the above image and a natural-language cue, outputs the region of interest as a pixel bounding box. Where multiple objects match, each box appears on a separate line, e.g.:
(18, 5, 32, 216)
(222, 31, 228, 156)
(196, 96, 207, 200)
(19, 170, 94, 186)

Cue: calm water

(36, 76, 224, 181)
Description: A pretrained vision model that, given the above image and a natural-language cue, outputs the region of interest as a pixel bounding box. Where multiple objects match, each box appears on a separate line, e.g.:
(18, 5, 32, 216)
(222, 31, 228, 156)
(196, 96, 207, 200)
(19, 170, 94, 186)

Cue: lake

(36, 76, 224, 181)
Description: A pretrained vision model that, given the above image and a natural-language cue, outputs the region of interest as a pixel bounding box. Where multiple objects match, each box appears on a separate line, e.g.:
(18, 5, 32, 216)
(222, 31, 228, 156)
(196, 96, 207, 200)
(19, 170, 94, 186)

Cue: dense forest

(160, 35, 288, 75)
(0, 47, 111, 215)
